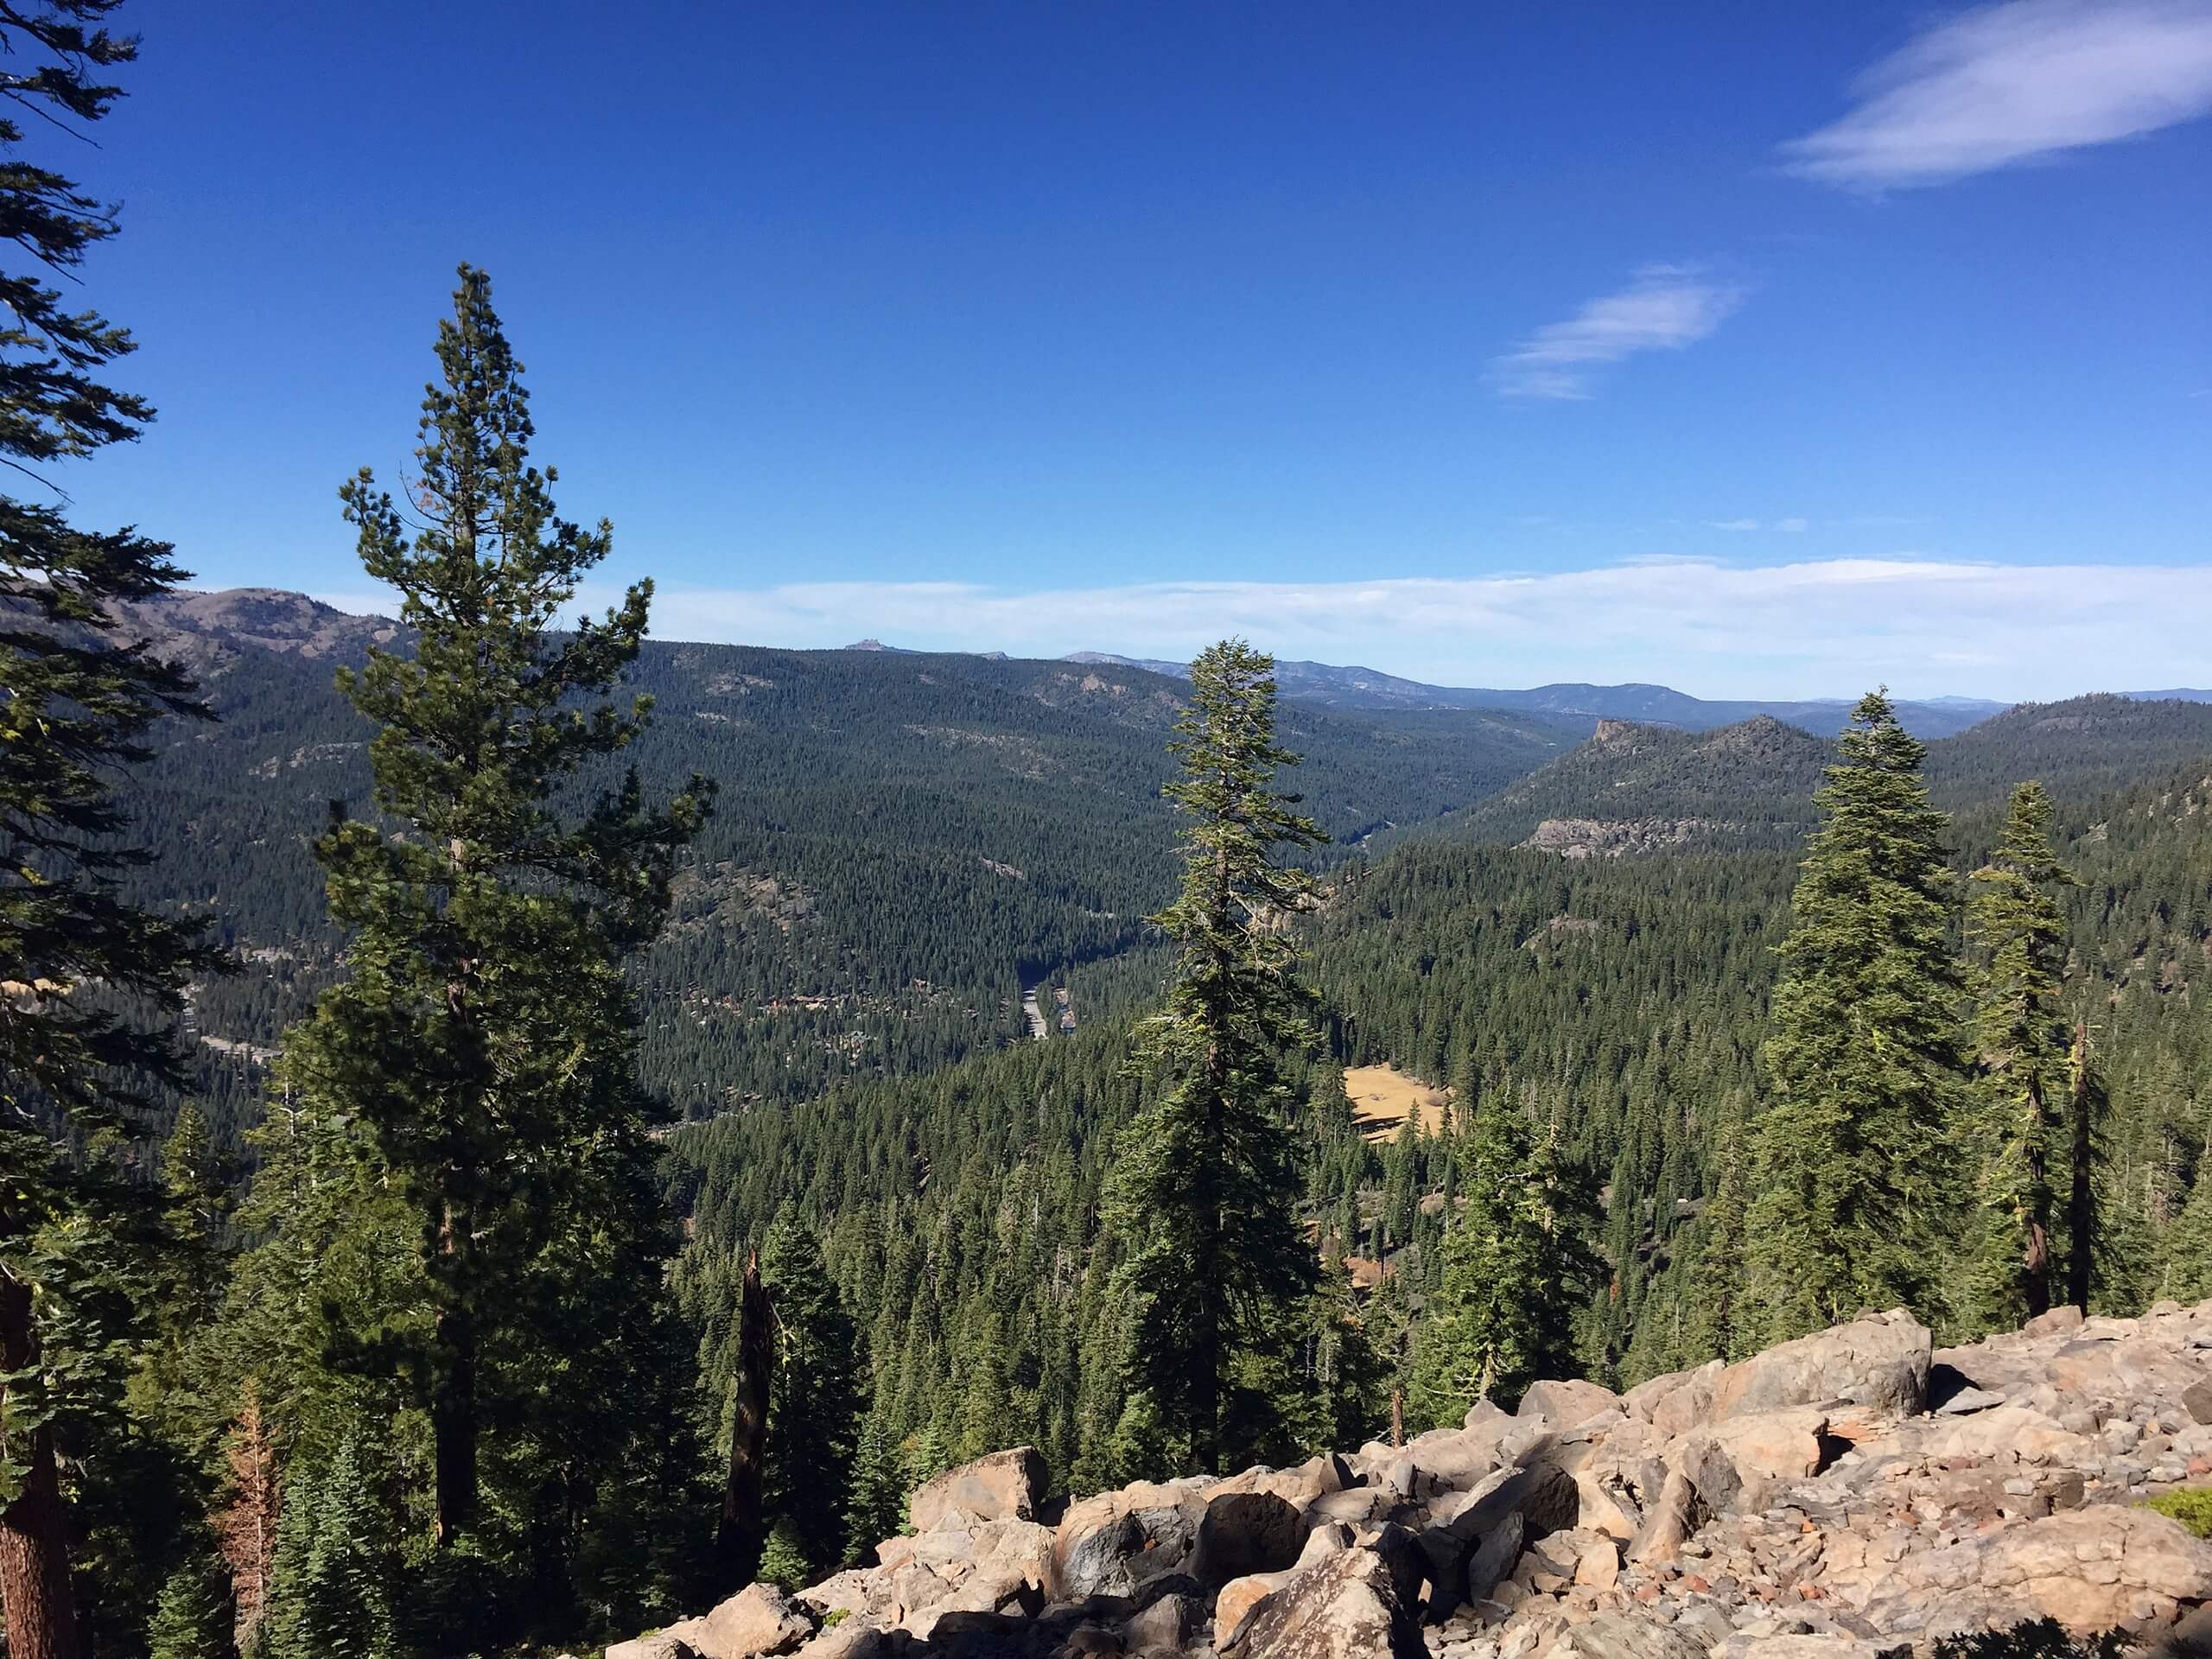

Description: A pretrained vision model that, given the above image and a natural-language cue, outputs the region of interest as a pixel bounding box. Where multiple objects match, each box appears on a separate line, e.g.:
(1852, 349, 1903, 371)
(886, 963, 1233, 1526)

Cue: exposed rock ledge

(611, 1300, 2212, 1659)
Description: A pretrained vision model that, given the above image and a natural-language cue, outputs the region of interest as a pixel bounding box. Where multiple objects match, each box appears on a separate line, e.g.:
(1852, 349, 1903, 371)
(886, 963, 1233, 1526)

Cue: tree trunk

(2068, 1027, 2096, 1313)
(1389, 1388, 1404, 1450)
(431, 1301, 479, 1547)
(718, 1249, 772, 1585)
(0, 1272, 84, 1659)
(2023, 1075, 2051, 1319)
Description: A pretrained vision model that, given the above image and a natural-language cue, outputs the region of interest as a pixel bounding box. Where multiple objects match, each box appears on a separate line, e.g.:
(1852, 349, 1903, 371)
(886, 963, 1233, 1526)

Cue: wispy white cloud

(1774, 517, 1809, 533)
(1784, 0, 2212, 189)
(1491, 265, 1747, 400)
(1707, 518, 1764, 532)
(522, 557, 2212, 702)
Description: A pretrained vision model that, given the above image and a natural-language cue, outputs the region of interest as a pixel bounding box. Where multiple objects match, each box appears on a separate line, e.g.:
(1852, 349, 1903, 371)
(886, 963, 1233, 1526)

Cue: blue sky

(58, 1, 2212, 697)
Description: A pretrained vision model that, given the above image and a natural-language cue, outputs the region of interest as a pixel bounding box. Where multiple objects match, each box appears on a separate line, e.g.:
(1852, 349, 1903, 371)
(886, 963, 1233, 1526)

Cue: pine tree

(760, 1210, 861, 1570)
(2160, 1156, 2212, 1305)
(841, 1407, 907, 1563)
(1102, 639, 1324, 1474)
(1410, 1093, 1597, 1421)
(2067, 1027, 2111, 1313)
(145, 1530, 235, 1659)
(1688, 1091, 1752, 1363)
(0, 10, 223, 1656)
(1963, 783, 2078, 1328)
(754, 1518, 811, 1596)
(1305, 1248, 1385, 1452)
(281, 266, 710, 1545)
(1747, 690, 1965, 1340)
(262, 1434, 401, 1659)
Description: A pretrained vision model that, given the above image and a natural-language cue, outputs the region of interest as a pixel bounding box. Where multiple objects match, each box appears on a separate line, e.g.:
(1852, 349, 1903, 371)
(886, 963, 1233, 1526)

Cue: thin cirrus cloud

(1783, 0, 2212, 189)
(1490, 265, 1748, 400)
(1707, 518, 1808, 533)
(392, 556, 2212, 702)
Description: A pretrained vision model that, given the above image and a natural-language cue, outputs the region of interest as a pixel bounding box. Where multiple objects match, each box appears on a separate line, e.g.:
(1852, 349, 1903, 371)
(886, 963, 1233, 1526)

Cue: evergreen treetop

(1963, 781, 2078, 1325)
(282, 265, 711, 1551)
(1749, 690, 1965, 1339)
(1103, 639, 1324, 1475)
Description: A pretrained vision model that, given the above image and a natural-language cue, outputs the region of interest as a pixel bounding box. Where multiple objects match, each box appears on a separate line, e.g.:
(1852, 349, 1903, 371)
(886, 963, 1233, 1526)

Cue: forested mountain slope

(1419, 715, 1833, 853)
(124, 589, 1576, 1124)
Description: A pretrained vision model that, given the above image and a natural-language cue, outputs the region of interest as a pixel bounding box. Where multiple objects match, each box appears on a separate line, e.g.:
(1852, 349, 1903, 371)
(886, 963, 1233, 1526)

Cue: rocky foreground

(612, 1300, 2212, 1659)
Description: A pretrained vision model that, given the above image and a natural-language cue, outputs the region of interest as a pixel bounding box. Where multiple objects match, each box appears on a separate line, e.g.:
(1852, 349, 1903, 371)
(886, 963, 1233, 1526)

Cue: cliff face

(613, 1300, 2212, 1659)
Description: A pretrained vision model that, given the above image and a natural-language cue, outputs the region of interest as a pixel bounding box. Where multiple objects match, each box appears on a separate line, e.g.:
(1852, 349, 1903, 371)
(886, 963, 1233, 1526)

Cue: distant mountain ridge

(1421, 693, 2212, 857)
(1067, 651, 2011, 739)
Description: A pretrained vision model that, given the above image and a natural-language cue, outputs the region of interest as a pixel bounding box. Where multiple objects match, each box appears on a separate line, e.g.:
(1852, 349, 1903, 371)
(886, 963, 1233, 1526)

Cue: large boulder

(1624, 1360, 1724, 1438)
(1216, 1568, 1295, 1648)
(1403, 1419, 1522, 1491)
(1974, 1506, 2212, 1633)
(1192, 1489, 1305, 1586)
(791, 1620, 895, 1659)
(1421, 1456, 1581, 1616)
(1923, 1403, 2088, 1466)
(909, 1446, 1047, 1534)
(1624, 1468, 1697, 1566)
(1518, 1379, 1624, 1428)
(1049, 1483, 1202, 1599)
(1463, 1509, 1522, 1603)
(2050, 1337, 2211, 1406)
(1698, 1408, 1828, 1480)
(1707, 1308, 1930, 1421)
(1224, 1535, 1427, 1659)
(671, 1582, 815, 1658)
(607, 1637, 697, 1659)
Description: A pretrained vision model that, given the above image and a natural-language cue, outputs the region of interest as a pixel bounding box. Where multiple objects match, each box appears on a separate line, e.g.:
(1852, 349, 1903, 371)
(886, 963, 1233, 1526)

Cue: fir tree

(2160, 1157, 2212, 1305)
(1305, 1248, 1385, 1452)
(1409, 1093, 1597, 1421)
(1747, 690, 1965, 1340)
(760, 1210, 861, 1571)
(754, 1518, 811, 1596)
(0, 10, 223, 1656)
(1963, 783, 2077, 1328)
(841, 1407, 907, 1563)
(144, 1529, 235, 1659)
(1102, 639, 1324, 1474)
(2067, 1027, 2111, 1313)
(281, 266, 710, 1546)
(1688, 1091, 1752, 1363)
(262, 1434, 401, 1659)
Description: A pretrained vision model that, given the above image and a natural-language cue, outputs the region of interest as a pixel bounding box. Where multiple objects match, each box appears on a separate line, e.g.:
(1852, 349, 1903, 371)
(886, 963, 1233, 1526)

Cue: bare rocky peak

(612, 1301, 2212, 1659)
(110, 586, 398, 675)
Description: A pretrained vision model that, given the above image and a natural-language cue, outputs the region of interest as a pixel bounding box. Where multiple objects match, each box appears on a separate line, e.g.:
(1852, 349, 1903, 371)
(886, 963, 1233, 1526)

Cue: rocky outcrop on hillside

(1521, 819, 1738, 859)
(611, 1301, 2212, 1659)
(109, 586, 400, 674)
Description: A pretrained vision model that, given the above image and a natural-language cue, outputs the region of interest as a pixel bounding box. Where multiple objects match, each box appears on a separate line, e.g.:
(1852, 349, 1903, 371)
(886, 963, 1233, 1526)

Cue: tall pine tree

(281, 266, 710, 1547)
(1963, 782, 2077, 1327)
(1103, 640, 1322, 1474)
(759, 1210, 861, 1575)
(1410, 1090, 1597, 1422)
(0, 9, 223, 1656)
(1747, 690, 1964, 1340)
